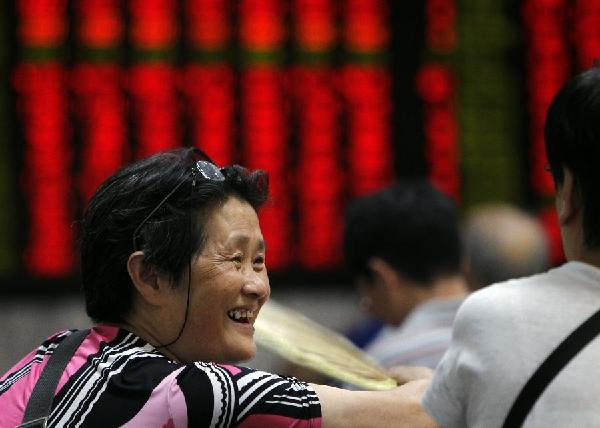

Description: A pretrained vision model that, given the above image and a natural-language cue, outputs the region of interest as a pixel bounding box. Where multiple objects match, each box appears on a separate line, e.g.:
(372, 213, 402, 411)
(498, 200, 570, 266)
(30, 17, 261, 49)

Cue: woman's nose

(242, 275, 270, 299)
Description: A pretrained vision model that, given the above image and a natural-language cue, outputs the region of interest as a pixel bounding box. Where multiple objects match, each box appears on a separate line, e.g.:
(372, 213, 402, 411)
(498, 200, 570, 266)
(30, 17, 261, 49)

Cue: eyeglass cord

(136, 148, 216, 351)
(154, 169, 197, 350)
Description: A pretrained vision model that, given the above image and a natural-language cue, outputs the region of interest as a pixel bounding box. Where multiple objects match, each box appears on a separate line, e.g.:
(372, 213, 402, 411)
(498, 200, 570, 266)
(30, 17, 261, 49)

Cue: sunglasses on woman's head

(131, 149, 225, 252)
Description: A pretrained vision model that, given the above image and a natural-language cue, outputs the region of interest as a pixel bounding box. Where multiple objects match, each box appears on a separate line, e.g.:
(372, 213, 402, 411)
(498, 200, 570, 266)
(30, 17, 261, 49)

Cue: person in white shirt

(423, 65, 600, 427)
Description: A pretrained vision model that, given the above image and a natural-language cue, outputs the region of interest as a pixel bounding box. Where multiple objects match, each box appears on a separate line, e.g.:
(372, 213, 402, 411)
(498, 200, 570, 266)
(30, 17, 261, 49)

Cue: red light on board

(181, 65, 235, 165)
(185, 0, 230, 48)
(75, 0, 123, 47)
(129, 0, 178, 48)
(426, 0, 457, 53)
(293, 0, 337, 51)
(128, 65, 180, 158)
(343, 0, 389, 52)
(17, 0, 68, 46)
(72, 64, 128, 203)
(415, 63, 454, 104)
(239, 0, 286, 50)
(14, 63, 75, 276)
(241, 67, 291, 269)
(341, 66, 393, 196)
(522, 0, 570, 198)
(572, 0, 600, 70)
(294, 67, 344, 268)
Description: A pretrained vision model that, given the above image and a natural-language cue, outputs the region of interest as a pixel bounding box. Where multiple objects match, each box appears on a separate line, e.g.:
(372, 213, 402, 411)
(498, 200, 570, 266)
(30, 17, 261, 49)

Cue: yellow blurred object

(254, 299, 397, 391)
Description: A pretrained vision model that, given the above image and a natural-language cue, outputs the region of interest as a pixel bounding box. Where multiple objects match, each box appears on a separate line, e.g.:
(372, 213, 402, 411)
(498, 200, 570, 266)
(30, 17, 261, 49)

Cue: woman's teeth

(227, 309, 255, 323)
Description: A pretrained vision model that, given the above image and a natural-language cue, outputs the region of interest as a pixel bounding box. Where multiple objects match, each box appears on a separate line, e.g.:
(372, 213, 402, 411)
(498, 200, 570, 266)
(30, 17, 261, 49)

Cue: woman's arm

(311, 380, 438, 428)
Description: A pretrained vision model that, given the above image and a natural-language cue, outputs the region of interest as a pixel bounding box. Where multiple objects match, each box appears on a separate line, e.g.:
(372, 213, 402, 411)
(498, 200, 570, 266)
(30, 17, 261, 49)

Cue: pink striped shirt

(0, 325, 321, 427)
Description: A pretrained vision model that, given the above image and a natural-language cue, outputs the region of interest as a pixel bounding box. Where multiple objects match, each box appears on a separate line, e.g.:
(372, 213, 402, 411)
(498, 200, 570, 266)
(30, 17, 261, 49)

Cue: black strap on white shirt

(503, 307, 600, 428)
(18, 329, 90, 428)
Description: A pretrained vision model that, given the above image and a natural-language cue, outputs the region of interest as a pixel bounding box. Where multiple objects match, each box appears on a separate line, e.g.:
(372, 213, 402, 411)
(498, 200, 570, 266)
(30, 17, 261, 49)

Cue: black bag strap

(503, 307, 600, 428)
(18, 329, 90, 428)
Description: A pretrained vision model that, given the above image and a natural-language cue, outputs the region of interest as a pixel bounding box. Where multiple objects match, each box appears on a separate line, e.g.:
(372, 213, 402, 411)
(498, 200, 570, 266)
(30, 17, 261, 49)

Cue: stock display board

(1, 0, 598, 289)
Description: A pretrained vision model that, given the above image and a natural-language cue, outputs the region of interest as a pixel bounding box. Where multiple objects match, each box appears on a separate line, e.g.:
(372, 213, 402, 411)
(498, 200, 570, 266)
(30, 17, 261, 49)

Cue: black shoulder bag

(502, 308, 600, 428)
(18, 329, 90, 428)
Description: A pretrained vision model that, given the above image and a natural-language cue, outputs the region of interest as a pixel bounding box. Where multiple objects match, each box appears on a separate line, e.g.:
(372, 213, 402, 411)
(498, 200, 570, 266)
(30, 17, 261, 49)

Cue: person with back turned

(423, 65, 600, 427)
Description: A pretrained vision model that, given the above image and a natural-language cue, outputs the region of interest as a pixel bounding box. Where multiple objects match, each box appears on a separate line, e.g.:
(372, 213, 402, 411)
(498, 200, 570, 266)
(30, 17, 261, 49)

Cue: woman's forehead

(203, 198, 263, 246)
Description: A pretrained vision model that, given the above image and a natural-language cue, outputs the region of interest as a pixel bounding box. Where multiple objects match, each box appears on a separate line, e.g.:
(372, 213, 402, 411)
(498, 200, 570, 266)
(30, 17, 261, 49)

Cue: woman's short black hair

(80, 148, 269, 323)
(545, 64, 600, 248)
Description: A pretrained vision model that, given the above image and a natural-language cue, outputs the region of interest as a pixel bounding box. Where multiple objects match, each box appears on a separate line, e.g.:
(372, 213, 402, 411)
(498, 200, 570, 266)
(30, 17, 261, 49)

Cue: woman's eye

(232, 255, 243, 264)
(254, 256, 265, 265)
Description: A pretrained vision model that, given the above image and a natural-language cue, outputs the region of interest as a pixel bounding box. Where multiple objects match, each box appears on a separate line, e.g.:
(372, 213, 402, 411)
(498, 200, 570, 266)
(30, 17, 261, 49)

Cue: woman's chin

(220, 337, 256, 363)
(229, 343, 257, 363)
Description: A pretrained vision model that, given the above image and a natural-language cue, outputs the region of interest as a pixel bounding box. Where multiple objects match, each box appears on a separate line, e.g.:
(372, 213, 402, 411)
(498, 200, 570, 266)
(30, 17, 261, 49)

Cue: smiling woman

(0, 148, 437, 428)
(131, 196, 272, 364)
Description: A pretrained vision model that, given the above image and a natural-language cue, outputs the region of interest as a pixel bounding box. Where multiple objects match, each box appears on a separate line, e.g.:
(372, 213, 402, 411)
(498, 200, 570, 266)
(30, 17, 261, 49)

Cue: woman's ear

(127, 251, 162, 305)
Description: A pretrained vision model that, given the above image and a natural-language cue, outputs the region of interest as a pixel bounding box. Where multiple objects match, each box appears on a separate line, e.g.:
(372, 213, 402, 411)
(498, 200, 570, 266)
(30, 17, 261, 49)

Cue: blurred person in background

(0, 148, 437, 428)
(463, 203, 550, 291)
(423, 65, 600, 427)
(343, 180, 468, 370)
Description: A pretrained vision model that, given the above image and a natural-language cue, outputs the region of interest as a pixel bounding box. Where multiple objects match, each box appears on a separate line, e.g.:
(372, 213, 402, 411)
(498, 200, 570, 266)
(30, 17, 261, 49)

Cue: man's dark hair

(343, 180, 462, 285)
(80, 148, 269, 323)
(545, 65, 600, 248)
